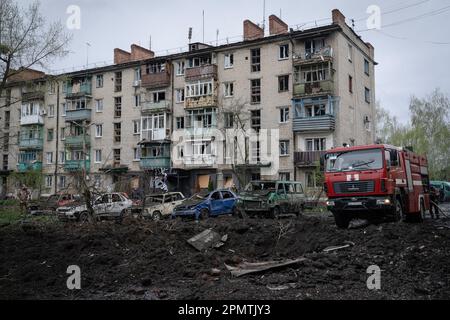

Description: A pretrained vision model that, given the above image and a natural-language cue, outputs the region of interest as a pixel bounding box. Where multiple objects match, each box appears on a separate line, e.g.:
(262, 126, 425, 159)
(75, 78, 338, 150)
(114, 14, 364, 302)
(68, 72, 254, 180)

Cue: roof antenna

(188, 27, 193, 45)
(351, 19, 355, 29)
(216, 29, 219, 46)
(202, 10, 205, 43)
(262, 0, 266, 34)
(149, 36, 152, 50)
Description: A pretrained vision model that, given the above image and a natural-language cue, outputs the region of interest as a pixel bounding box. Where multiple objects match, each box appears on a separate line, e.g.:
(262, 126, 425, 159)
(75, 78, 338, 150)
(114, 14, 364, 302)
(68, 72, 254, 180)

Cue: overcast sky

(21, 0, 450, 123)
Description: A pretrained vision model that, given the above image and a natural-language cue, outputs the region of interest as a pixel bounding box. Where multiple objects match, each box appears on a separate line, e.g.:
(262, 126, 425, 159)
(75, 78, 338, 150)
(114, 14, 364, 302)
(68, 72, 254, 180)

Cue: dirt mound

(0, 215, 449, 300)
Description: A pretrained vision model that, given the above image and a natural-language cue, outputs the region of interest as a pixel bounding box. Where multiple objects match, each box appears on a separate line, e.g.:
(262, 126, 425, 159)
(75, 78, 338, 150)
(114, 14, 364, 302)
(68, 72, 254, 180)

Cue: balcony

(65, 82, 92, 99)
(20, 114, 44, 126)
(293, 115, 335, 132)
(185, 95, 218, 109)
(140, 129, 170, 142)
(141, 72, 170, 89)
(22, 91, 45, 102)
(19, 138, 43, 150)
(185, 64, 218, 82)
(294, 151, 326, 167)
(294, 80, 334, 97)
(64, 160, 91, 172)
(293, 46, 333, 65)
(293, 96, 338, 132)
(140, 157, 171, 170)
(17, 162, 42, 172)
(141, 100, 170, 113)
(65, 109, 92, 122)
(65, 135, 91, 147)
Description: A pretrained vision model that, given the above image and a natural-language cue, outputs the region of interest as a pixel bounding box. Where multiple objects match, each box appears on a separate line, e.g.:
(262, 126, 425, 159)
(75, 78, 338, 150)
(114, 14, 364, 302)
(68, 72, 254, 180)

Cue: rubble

(225, 258, 307, 277)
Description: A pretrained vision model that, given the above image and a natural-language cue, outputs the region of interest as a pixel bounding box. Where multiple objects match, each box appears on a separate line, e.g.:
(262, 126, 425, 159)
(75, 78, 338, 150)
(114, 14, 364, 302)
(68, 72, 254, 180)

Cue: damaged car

(132, 192, 185, 220)
(235, 181, 306, 218)
(57, 192, 132, 222)
(172, 189, 237, 220)
(27, 193, 79, 215)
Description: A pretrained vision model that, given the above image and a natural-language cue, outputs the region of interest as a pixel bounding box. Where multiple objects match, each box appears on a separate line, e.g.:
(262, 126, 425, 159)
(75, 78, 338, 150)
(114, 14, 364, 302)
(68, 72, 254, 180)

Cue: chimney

(243, 20, 264, 41)
(130, 44, 154, 61)
(332, 9, 346, 26)
(114, 48, 131, 64)
(269, 15, 288, 35)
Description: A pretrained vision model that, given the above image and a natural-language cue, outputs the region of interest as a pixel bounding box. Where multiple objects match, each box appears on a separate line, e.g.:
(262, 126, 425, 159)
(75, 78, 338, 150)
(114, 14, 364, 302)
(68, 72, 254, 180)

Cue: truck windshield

(326, 149, 383, 172)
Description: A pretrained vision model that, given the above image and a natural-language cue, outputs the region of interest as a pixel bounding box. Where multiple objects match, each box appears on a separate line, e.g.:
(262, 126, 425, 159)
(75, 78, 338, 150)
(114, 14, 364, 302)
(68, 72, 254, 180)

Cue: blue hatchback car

(172, 189, 238, 220)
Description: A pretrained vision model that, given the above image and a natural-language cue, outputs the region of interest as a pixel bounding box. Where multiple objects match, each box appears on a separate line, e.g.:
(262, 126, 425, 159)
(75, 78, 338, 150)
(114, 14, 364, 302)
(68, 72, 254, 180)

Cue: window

(188, 56, 211, 68)
(47, 129, 54, 141)
(348, 44, 353, 62)
(280, 107, 289, 123)
(152, 91, 166, 102)
(146, 62, 165, 74)
(58, 176, 66, 189)
(251, 141, 261, 162)
(133, 148, 141, 161)
(59, 151, 65, 164)
(133, 120, 140, 135)
(177, 145, 184, 158)
(224, 113, 234, 128)
(134, 68, 141, 81)
(113, 149, 121, 163)
(95, 99, 103, 112)
(95, 150, 102, 163)
(305, 38, 325, 55)
(306, 172, 317, 188)
(47, 105, 55, 117)
(96, 75, 104, 88)
(176, 89, 185, 103)
(48, 82, 56, 94)
(279, 172, 291, 181)
(251, 48, 261, 72)
(176, 61, 185, 75)
(224, 53, 234, 69)
(279, 44, 289, 59)
(61, 103, 67, 116)
(114, 123, 121, 143)
(280, 141, 290, 156)
(114, 72, 122, 92)
(45, 175, 52, 188)
(4, 111, 10, 129)
(176, 117, 185, 129)
(306, 138, 326, 151)
(364, 59, 370, 75)
(60, 128, 65, 140)
(186, 108, 216, 128)
(349, 75, 353, 93)
(185, 81, 213, 98)
(46, 152, 53, 164)
(114, 97, 122, 117)
(278, 75, 289, 92)
(295, 63, 331, 84)
(251, 79, 261, 104)
(223, 82, 234, 97)
(95, 124, 103, 138)
(365, 87, 371, 103)
(134, 94, 141, 107)
(305, 103, 326, 117)
(251, 110, 261, 131)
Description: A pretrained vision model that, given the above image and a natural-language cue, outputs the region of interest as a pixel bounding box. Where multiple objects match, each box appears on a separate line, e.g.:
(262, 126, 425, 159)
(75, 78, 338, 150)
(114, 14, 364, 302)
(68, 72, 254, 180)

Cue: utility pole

(202, 10, 205, 43)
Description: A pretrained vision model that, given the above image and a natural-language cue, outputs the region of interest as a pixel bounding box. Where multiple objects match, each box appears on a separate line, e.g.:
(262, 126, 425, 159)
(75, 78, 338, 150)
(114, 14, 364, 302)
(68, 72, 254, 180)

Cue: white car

(57, 192, 133, 222)
(138, 192, 185, 220)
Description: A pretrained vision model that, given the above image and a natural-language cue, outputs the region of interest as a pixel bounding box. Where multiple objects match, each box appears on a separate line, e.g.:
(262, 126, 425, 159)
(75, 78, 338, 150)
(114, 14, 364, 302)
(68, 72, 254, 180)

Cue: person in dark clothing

(430, 186, 440, 219)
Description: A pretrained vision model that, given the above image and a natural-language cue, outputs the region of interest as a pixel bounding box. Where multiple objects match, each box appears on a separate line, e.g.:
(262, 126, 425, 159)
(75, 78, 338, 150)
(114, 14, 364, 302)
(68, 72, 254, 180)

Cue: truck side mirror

(390, 150, 399, 166)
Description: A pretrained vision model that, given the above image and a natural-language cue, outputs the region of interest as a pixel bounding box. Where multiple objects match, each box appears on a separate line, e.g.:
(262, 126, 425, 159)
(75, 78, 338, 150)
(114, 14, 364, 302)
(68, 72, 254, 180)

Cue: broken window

(296, 63, 330, 83)
(96, 75, 104, 88)
(279, 44, 289, 59)
(251, 110, 261, 132)
(224, 113, 234, 128)
(305, 104, 326, 117)
(176, 89, 185, 103)
(251, 48, 261, 72)
(223, 82, 234, 97)
(251, 79, 261, 104)
(224, 53, 234, 69)
(114, 71, 122, 92)
(349, 75, 353, 93)
(176, 61, 185, 75)
(188, 56, 211, 68)
(306, 138, 326, 151)
(114, 97, 122, 118)
(146, 62, 165, 74)
(279, 107, 289, 123)
(305, 38, 325, 55)
(113, 149, 121, 164)
(186, 108, 216, 128)
(278, 75, 289, 92)
(152, 91, 166, 102)
(185, 81, 213, 97)
(280, 141, 290, 156)
(114, 123, 121, 143)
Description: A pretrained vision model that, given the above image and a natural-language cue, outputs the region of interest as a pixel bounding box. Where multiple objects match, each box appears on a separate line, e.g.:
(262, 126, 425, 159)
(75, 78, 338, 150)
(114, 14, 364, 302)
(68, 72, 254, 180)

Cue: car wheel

(79, 211, 89, 224)
(152, 211, 162, 221)
(200, 209, 209, 220)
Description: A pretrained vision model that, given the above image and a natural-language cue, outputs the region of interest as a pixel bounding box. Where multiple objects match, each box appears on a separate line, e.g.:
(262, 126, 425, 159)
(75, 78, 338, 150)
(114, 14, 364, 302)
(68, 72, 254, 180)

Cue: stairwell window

(95, 124, 103, 138)
(46, 152, 53, 164)
(95, 99, 103, 112)
(251, 48, 261, 72)
(280, 107, 289, 123)
(176, 89, 185, 103)
(133, 148, 141, 161)
(45, 175, 52, 188)
(134, 94, 141, 107)
(114, 72, 122, 92)
(133, 120, 140, 135)
(251, 79, 261, 104)
(58, 176, 66, 189)
(47, 105, 55, 117)
(114, 97, 122, 118)
(47, 129, 54, 141)
(365, 87, 371, 103)
(95, 150, 102, 163)
(176, 117, 185, 129)
(176, 61, 185, 76)
(96, 75, 104, 88)
(251, 110, 261, 132)
(278, 75, 289, 92)
(59, 151, 65, 164)
(364, 59, 370, 76)
(223, 82, 234, 98)
(114, 123, 121, 143)
(279, 44, 289, 60)
(348, 44, 353, 62)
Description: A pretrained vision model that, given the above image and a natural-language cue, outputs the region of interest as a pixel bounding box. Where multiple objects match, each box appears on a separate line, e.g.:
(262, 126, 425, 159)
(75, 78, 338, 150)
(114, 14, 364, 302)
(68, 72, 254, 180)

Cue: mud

(0, 214, 449, 300)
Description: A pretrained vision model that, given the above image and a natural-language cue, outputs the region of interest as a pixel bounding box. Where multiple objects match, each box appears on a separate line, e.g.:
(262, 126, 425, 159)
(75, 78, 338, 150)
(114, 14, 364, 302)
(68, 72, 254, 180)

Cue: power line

(353, 0, 432, 22)
(375, 29, 450, 45)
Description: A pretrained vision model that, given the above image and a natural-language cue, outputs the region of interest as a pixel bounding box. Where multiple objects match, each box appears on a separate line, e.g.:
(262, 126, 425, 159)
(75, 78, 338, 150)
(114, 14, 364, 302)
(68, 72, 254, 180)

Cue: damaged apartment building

(0, 9, 376, 197)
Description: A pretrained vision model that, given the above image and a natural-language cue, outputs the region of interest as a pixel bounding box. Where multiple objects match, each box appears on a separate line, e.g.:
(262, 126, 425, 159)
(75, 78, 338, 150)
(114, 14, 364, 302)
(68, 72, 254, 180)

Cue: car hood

(238, 190, 273, 201)
(175, 198, 205, 210)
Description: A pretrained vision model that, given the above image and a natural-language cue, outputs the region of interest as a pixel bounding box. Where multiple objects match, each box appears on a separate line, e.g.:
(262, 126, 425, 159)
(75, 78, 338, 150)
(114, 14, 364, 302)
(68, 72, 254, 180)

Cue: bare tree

(0, 0, 72, 97)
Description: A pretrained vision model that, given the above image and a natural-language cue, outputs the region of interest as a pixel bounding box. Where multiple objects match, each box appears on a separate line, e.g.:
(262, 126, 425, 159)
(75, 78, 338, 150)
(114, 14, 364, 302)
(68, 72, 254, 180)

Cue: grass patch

(0, 199, 20, 206)
(0, 206, 60, 226)
(0, 207, 22, 225)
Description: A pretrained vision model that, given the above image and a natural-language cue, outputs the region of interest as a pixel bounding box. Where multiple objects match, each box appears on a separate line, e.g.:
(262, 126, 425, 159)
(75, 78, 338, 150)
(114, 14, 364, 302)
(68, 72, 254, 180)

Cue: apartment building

(0, 9, 376, 197)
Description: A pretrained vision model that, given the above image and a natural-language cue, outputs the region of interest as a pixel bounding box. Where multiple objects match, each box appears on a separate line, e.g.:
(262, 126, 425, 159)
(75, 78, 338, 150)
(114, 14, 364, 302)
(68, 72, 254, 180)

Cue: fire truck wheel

(333, 212, 350, 229)
(394, 200, 404, 222)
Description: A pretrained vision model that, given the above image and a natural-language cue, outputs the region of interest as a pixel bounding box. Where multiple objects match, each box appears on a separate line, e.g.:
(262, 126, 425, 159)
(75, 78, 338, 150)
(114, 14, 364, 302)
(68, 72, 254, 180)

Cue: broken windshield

(244, 182, 277, 192)
(326, 149, 383, 172)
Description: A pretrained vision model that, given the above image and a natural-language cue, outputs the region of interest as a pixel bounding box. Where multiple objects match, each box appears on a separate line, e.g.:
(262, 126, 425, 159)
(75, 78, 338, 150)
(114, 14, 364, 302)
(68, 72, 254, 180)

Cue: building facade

(0, 9, 376, 197)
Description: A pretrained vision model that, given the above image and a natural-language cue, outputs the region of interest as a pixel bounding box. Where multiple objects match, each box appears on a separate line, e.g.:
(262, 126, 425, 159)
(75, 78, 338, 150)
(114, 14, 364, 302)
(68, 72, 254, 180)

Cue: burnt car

(27, 193, 79, 215)
(235, 181, 306, 218)
(131, 192, 185, 220)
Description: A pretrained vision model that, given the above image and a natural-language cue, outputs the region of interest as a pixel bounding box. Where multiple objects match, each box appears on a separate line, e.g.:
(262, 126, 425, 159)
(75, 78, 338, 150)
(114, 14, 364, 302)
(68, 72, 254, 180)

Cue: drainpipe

(54, 79, 60, 194)
(289, 34, 297, 182)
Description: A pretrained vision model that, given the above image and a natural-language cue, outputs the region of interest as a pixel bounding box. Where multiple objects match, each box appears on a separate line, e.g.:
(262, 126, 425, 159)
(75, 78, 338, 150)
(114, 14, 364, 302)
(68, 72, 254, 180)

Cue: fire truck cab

(323, 144, 430, 229)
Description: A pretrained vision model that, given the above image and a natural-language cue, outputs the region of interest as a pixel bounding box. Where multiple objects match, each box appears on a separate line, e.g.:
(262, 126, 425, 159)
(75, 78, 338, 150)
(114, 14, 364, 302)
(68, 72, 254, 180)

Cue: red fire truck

(322, 144, 430, 229)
